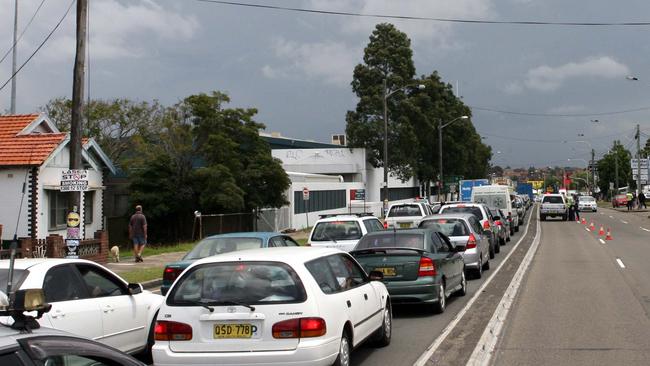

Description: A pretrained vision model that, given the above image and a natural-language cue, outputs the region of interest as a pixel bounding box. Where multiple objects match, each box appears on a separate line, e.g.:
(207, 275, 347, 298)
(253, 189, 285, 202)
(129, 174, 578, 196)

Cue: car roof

(203, 232, 286, 240)
(190, 246, 345, 267)
(0, 258, 98, 270)
(0, 325, 74, 349)
(422, 213, 476, 221)
(315, 215, 378, 222)
(363, 228, 432, 237)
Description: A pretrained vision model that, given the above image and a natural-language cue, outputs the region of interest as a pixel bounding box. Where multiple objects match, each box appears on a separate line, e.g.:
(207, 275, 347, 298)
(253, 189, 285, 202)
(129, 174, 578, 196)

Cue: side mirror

(128, 283, 143, 295)
(369, 270, 384, 281)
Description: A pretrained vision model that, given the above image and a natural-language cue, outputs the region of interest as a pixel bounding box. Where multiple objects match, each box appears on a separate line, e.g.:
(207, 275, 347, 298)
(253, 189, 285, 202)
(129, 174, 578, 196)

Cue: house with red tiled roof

(0, 114, 115, 242)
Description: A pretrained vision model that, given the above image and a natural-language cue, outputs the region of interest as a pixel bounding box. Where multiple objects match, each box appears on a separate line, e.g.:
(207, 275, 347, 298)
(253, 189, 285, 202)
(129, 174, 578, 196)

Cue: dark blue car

(160, 232, 300, 295)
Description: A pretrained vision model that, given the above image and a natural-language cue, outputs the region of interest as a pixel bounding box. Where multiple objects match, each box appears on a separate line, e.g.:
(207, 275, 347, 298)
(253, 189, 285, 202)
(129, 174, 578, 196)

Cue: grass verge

(120, 266, 164, 284)
(119, 242, 195, 259)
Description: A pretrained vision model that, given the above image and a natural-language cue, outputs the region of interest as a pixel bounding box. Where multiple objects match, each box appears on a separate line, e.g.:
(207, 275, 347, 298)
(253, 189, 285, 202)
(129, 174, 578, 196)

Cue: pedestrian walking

(129, 205, 148, 262)
(627, 192, 634, 211)
(640, 192, 647, 209)
(573, 195, 580, 221)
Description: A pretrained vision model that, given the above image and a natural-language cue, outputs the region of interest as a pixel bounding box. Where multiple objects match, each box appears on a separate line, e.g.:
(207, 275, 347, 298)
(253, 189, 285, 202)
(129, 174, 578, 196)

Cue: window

(169, 262, 306, 305)
(0, 351, 21, 365)
(294, 189, 346, 214)
(326, 255, 366, 290)
(431, 233, 449, 253)
(363, 219, 384, 233)
(282, 237, 300, 246)
(420, 218, 469, 237)
(49, 191, 68, 229)
(440, 206, 484, 220)
(355, 233, 425, 250)
(183, 237, 263, 260)
(84, 191, 94, 224)
(269, 236, 285, 247)
(76, 264, 126, 298)
(43, 265, 89, 303)
(387, 205, 422, 217)
(542, 196, 564, 204)
(311, 221, 362, 241)
(469, 217, 483, 233)
(306, 257, 340, 294)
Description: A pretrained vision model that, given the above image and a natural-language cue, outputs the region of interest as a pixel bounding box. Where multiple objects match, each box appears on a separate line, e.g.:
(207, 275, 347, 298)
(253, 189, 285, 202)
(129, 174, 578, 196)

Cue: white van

(471, 185, 519, 234)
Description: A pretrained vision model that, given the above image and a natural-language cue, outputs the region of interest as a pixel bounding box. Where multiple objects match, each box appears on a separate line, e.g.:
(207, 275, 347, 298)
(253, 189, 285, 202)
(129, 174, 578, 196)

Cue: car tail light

(418, 257, 436, 277)
(163, 267, 182, 282)
(272, 317, 326, 339)
(495, 220, 503, 226)
(155, 321, 193, 341)
(383, 221, 388, 229)
(483, 220, 491, 230)
(466, 234, 477, 249)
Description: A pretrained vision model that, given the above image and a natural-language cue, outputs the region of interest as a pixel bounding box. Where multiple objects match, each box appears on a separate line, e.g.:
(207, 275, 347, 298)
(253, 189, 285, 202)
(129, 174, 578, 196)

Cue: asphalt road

(494, 208, 650, 365)
(351, 208, 539, 366)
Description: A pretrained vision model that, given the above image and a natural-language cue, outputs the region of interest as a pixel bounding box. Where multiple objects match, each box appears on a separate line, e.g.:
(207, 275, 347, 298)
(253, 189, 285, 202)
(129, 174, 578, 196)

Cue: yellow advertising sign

(529, 180, 544, 189)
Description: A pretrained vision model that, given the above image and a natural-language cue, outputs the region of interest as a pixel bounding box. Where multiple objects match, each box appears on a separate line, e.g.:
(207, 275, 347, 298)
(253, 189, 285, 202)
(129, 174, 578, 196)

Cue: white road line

(599, 239, 606, 244)
(467, 212, 542, 366)
(412, 209, 536, 366)
(616, 258, 626, 269)
(641, 227, 650, 232)
(600, 212, 605, 215)
(585, 227, 591, 232)
(621, 220, 628, 224)
(609, 216, 614, 219)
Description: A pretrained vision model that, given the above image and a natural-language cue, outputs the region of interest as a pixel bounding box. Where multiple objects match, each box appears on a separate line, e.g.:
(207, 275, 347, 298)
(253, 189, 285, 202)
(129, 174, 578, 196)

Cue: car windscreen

(542, 196, 564, 204)
(388, 205, 422, 217)
(168, 261, 306, 305)
(183, 237, 263, 260)
(355, 233, 425, 249)
(440, 206, 484, 220)
(580, 196, 595, 202)
(473, 194, 508, 209)
(0, 269, 26, 291)
(420, 219, 469, 237)
(311, 221, 362, 241)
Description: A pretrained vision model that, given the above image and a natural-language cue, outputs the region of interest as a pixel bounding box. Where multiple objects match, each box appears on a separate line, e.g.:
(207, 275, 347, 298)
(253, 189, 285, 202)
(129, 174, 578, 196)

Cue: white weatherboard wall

(0, 168, 31, 240)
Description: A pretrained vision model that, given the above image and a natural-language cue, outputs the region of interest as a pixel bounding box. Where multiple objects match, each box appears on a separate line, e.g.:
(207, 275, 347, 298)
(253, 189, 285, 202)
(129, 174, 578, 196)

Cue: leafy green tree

(597, 141, 632, 196)
(42, 97, 165, 166)
(346, 23, 419, 180)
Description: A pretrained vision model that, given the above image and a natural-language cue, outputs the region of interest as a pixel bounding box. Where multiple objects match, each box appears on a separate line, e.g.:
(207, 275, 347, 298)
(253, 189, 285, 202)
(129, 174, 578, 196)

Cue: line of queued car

(0, 199, 528, 366)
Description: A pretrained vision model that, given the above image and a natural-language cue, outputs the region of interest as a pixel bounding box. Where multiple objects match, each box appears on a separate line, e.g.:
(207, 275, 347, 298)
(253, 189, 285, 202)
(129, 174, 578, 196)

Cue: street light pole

(438, 115, 469, 201)
(382, 78, 389, 216)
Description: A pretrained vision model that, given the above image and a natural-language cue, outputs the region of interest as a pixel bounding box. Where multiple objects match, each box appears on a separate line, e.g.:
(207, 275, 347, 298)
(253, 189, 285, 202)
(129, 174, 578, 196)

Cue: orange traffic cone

(589, 222, 595, 230)
(606, 228, 613, 240)
(598, 226, 605, 236)
(581, 218, 587, 225)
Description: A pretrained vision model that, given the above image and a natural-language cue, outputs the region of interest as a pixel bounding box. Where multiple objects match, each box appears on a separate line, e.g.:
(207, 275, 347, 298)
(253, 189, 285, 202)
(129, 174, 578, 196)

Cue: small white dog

(110, 246, 120, 262)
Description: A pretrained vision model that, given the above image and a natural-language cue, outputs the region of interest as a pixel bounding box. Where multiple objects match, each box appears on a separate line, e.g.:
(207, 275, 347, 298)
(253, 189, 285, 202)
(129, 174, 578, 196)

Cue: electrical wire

(480, 128, 637, 144)
(0, 0, 47, 66)
(471, 105, 650, 117)
(0, 0, 75, 93)
(194, 0, 650, 27)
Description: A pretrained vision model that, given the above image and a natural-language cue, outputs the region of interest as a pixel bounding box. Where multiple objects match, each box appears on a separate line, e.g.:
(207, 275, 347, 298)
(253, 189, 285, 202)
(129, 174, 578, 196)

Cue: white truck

(471, 185, 519, 234)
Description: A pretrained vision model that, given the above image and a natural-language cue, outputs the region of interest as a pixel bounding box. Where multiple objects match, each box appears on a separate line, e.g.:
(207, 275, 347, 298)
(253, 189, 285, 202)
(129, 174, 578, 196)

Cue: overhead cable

(195, 0, 650, 27)
(0, 0, 47, 67)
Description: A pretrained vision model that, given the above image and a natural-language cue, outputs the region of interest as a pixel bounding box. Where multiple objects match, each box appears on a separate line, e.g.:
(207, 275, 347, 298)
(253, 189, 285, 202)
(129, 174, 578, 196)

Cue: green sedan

(350, 229, 466, 313)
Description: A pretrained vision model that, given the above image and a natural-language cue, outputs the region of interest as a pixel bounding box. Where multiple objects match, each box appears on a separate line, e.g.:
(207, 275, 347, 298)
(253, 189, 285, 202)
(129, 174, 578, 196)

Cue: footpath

(107, 230, 311, 290)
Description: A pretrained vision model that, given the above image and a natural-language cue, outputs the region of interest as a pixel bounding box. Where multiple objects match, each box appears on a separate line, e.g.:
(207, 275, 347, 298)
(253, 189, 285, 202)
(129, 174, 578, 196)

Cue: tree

(43, 97, 165, 166)
(346, 23, 418, 180)
(597, 141, 632, 196)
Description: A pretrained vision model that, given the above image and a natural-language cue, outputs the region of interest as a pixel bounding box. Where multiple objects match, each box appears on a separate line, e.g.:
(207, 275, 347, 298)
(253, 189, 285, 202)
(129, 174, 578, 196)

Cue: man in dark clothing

(640, 192, 647, 209)
(129, 205, 148, 262)
(573, 195, 580, 221)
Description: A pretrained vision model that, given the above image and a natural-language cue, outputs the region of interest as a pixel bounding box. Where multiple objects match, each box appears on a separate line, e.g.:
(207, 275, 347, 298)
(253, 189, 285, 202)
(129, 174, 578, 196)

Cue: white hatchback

(153, 247, 392, 366)
(0, 258, 163, 356)
(308, 214, 385, 252)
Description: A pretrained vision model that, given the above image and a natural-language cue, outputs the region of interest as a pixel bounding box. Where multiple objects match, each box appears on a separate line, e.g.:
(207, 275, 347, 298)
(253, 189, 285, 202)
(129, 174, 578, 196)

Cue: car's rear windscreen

(542, 196, 564, 204)
(355, 233, 425, 249)
(440, 206, 484, 220)
(420, 219, 469, 237)
(388, 205, 422, 217)
(184, 237, 263, 260)
(473, 194, 508, 209)
(311, 221, 362, 241)
(168, 261, 306, 305)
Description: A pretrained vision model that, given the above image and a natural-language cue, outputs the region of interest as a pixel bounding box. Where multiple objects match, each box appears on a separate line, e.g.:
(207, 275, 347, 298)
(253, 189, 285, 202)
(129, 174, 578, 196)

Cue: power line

(0, 0, 75, 94)
(480, 128, 636, 143)
(0, 0, 48, 66)
(470, 105, 650, 117)
(194, 0, 650, 27)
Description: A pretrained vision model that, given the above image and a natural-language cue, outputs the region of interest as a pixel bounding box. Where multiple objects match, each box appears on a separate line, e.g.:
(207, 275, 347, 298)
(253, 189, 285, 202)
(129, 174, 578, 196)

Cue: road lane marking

(641, 227, 650, 232)
(599, 239, 606, 244)
(609, 216, 614, 219)
(466, 211, 542, 366)
(600, 212, 605, 215)
(616, 258, 626, 269)
(585, 227, 591, 232)
(413, 208, 536, 366)
(621, 220, 628, 224)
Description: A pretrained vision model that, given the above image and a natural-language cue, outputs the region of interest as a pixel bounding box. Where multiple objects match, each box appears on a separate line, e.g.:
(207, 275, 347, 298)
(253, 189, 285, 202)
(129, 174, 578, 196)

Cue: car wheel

(510, 227, 515, 236)
(432, 282, 446, 314)
(482, 257, 490, 271)
(540, 214, 545, 221)
(455, 271, 467, 297)
(515, 224, 520, 232)
(499, 235, 506, 246)
(373, 303, 392, 347)
(474, 255, 484, 278)
(494, 241, 501, 253)
(489, 243, 495, 259)
(506, 233, 511, 242)
(333, 332, 351, 366)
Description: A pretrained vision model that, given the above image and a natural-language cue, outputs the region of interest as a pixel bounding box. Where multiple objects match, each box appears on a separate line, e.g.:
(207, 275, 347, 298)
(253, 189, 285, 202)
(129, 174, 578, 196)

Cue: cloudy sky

(1, 0, 650, 168)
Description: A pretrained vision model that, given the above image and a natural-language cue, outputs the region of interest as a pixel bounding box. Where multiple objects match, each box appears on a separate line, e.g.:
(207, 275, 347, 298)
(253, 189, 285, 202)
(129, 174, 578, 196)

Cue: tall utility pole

(591, 148, 595, 194)
(69, 0, 88, 213)
(382, 78, 388, 217)
(636, 124, 642, 194)
(615, 148, 619, 191)
(10, 0, 18, 114)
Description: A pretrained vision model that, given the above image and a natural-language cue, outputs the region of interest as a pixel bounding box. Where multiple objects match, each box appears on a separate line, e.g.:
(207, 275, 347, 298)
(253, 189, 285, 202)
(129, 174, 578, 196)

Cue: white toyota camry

(0, 258, 163, 357)
(153, 247, 392, 366)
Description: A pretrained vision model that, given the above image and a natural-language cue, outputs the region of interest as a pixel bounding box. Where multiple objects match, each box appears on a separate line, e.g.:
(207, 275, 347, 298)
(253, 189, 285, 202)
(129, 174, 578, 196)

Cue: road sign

(61, 169, 88, 192)
(351, 189, 365, 200)
(302, 187, 310, 201)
